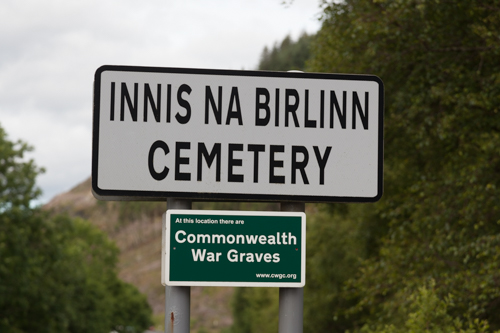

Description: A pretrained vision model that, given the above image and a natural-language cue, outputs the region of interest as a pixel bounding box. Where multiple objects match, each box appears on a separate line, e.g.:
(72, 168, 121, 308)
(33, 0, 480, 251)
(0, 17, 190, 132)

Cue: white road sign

(92, 65, 383, 202)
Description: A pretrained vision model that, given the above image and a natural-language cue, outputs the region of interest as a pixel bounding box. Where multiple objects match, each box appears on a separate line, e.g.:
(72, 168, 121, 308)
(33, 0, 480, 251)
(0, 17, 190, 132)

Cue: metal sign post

(279, 202, 305, 333)
(165, 198, 191, 333)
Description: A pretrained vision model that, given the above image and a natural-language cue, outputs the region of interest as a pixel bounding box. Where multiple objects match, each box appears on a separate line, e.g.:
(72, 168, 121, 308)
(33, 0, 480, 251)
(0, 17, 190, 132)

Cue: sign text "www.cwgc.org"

(161, 210, 306, 287)
(92, 66, 383, 202)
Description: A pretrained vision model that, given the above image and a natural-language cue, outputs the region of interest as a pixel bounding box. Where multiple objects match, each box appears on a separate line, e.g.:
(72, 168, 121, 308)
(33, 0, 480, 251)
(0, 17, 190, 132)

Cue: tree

(258, 32, 314, 71)
(308, 0, 500, 331)
(360, 280, 499, 333)
(0, 122, 152, 333)
(0, 124, 44, 210)
(303, 203, 379, 332)
(235, 1, 500, 331)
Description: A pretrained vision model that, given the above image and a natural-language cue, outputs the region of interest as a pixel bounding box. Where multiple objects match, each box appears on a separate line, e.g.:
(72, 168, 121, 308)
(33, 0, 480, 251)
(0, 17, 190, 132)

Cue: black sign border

(92, 65, 384, 203)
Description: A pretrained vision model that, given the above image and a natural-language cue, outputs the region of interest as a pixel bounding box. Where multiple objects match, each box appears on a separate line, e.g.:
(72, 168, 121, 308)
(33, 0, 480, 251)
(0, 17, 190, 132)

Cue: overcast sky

(1, 0, 322, 204)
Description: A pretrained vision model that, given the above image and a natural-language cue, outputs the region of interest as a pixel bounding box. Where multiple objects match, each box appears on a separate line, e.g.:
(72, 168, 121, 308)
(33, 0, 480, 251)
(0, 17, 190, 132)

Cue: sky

(1, 0, 323, 204)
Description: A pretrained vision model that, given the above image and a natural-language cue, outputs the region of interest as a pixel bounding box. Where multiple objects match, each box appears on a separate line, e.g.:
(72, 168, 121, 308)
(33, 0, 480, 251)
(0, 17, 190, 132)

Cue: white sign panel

(92, 65, 383, 202)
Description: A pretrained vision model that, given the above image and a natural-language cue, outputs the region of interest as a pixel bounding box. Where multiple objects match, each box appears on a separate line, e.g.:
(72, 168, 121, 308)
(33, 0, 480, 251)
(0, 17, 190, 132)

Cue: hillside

(43, 177, 280, 332)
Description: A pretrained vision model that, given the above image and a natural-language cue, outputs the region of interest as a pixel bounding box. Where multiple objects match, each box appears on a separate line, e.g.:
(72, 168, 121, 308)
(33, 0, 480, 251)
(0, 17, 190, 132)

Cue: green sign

(162, 210, 306, 287)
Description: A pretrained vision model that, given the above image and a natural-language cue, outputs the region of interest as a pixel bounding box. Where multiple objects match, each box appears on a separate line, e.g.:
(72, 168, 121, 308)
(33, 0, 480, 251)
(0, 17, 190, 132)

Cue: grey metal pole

(165, 198, 192, 333)
(279, 202, 305, 333)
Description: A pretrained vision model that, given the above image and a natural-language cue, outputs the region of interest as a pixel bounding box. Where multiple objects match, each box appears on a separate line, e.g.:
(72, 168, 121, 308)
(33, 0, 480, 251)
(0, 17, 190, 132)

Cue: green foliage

(359, 281, 499, 333)
(304, 204, 376, 332)
(258, 32, 314, 71)
(231, 287, 279, 333)
(0, 123, 152, 333)
(307, 0, 500, 331)
(109, 278, 153, 332)
(0, 210, 153, 333)
(0, 124, 44, 210)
